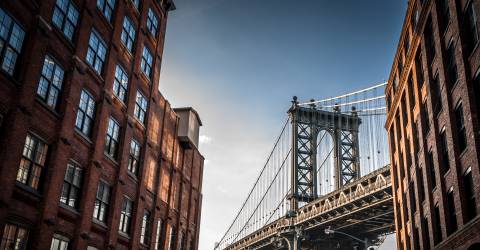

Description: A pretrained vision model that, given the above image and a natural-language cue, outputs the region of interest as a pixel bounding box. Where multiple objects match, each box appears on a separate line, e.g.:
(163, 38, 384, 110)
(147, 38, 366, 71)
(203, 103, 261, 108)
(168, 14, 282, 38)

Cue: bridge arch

(316, 129, 335, 196)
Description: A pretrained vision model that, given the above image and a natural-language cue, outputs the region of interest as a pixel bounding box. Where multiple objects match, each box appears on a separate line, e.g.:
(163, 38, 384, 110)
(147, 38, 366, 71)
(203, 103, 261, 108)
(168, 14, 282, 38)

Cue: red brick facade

(0, 0, 204, 249)
(386, 0, 480, 249)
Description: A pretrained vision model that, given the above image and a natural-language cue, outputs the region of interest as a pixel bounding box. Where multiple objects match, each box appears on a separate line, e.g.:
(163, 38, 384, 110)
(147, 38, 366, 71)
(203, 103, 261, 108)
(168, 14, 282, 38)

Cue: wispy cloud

(199, 135, 213, 144)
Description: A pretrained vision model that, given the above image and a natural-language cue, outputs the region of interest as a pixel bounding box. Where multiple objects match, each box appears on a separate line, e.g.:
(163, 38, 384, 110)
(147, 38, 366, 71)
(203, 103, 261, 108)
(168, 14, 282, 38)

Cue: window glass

(52, 0, 79, 40)
(17, 134, 48, 189)
(0, 8, 25, 75)
(86, 30, 107, 75)
(37, 55, 64, 109)
(75, 89, 96, 137)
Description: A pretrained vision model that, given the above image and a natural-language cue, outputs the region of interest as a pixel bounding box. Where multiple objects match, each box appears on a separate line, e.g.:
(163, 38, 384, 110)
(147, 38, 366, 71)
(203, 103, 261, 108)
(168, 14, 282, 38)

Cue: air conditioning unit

(174, 107, 202, 149)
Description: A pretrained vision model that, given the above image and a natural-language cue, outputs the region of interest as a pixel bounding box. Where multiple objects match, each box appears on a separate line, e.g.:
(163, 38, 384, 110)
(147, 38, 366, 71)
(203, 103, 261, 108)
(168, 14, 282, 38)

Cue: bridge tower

(288, 96, 361, 210)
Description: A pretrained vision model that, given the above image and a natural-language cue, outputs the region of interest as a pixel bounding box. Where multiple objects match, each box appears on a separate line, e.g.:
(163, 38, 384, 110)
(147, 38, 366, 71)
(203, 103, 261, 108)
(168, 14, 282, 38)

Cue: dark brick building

(0, 0, 204, 249)
(386, 0, 480, 249)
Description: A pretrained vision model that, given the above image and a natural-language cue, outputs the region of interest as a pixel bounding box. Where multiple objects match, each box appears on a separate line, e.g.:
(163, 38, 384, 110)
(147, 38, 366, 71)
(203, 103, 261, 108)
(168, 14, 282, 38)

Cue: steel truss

(289, 97, 361, 209)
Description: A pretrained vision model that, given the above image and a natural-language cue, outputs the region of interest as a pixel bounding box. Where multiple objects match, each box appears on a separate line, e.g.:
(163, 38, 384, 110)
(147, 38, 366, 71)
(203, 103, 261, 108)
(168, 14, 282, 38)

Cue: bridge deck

(224, 166, 394, 250)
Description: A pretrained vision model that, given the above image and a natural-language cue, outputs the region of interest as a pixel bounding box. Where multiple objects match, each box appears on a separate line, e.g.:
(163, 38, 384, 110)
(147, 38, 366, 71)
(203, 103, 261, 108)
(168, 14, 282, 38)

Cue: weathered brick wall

(0, 0, 204, 249)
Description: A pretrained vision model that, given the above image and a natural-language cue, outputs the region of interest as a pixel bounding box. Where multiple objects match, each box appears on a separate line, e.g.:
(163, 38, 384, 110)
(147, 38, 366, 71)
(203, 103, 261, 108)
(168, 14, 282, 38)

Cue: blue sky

(159, 0, 407, 249)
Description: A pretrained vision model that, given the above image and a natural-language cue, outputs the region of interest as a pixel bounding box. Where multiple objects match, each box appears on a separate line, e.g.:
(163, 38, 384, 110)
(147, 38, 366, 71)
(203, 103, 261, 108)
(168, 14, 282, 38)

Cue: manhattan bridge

(215, 82, 395, 250)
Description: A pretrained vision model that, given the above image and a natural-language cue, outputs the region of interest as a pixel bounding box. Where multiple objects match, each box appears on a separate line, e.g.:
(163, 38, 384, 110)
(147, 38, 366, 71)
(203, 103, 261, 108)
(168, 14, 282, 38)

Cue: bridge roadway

(223, 166, 394, 250)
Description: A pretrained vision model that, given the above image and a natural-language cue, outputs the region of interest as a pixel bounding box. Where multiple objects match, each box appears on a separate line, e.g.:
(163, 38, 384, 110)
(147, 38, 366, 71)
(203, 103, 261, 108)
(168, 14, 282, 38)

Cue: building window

(141, 46, 153, 79)
(422, 101, 430, 133)
(446, 187, 458, 235)
(154, 219, 163, 250)
(445, 41, 458, 86)
(121, 16, 136, 52)
(0, 8, 26, 76)
(454, 103, 467, 153)
(439, 128, 449, 174)
(463, 167, 477, 222)
(409, 182, 416, 214)
(119, 197, 133, 234)
(1, 223, 29, 250)
(86, 30, 107, 75)
(60, 162, 82, 209)
(423, 217, 431, 250)
(439, 0, 450, 33)
(431, 73, 441, 116)
(113, 64, 128, 103)
(140, 210, 151, 245)
(52, 0, 79, 40)
(97, 0, 116, 22)
(105, 117, 120, 159)
(465, 2, 479, 54)
(50, 234, 69, 250)
(433, 204, 442, 245)
(474, 71, 480, 120)
(425, 20, 436, 62)
(146, 8, 158, 37)
(427, 150, 436, 190)
(127, 139, 141, 175)
(16, 133, 48, 190)
(134, 91, 148, 124)
(37, 55, 64, 110)
(178, 231, 185, 250)
(418, 166, 425, 202)
(415, 52, 424, 88)
(93, 180, 110, 223)
(75, 89, 96, 137)
(167, 225, 176, 250)
(131, 0, 140, 9)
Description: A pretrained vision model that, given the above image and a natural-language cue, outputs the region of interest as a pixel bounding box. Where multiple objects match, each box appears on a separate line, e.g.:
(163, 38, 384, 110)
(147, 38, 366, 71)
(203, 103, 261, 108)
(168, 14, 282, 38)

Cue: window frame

(127, 139, 141, 175)
(134, 90, 148, 124)
(118, 196, 133, 234)
(120, 16, 136, 52)
(454, 102, 467, 154)
(85, 29, 107, 75)
(50, 234, 70, 250)
(140, 210, 152, 245)
(112, 64, 129, 103)
(93, 180, 110, 223)
(104, 117, 121, 159)
(96, 0, 116, 22)
(146, 8, 159, 38)
(75, 89, 96, 137)
(52, 0, 79, 41)
(16, 133, 48, 190)
(140, 45, 153, 80)
(60, 162, 83, 209)
(36, 55, 65, 110)
(1, 223, 29, 250)
(0, 8, 26, 76)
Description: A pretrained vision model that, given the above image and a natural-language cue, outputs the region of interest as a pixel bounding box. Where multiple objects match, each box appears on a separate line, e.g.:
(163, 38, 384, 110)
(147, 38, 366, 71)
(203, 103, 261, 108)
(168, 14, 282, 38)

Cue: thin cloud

(199, 135, 213, 144)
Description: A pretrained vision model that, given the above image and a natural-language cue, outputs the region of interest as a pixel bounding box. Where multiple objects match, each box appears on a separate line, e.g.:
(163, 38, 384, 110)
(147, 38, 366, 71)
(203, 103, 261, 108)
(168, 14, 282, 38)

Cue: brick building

(386, 0, 480, 249)
(0, 0, 204, 249)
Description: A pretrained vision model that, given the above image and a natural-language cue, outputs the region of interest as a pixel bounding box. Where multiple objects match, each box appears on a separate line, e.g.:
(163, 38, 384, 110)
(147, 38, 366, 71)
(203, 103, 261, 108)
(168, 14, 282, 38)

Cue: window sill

(450, 79, 461, 93)
(119, 42, 134, 61)
(51, 27, 76, 52)
(35, 98, 61, 119)
(127, 171, 139, 183)
(92, 218, 108, 230)
(59, 203, 80, 215)
(139, 72, 151, 85)
(112, 94, 127, 112)
(86, 65, 105, 85)
(118, 231, 131, 240)
(467, 41, 479, 62)
(74, 128, 93, 145)
(15, 182, 42, 199)
(104, 152, 120, 166)
(96, 8, 114, 31)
